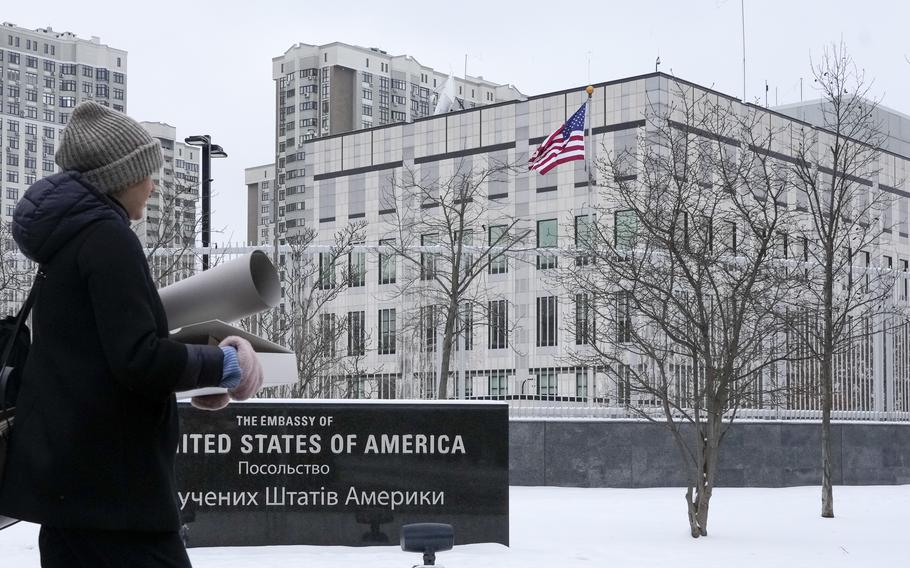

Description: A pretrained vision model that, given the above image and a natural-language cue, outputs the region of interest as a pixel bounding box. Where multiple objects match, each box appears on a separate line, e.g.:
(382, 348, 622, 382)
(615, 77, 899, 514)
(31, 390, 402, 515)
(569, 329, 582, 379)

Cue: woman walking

(0, 101, 262, 567)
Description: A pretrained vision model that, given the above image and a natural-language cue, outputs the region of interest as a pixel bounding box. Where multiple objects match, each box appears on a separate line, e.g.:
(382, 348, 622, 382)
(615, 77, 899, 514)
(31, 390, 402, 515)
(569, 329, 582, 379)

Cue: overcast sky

(5, 0, 909, 243)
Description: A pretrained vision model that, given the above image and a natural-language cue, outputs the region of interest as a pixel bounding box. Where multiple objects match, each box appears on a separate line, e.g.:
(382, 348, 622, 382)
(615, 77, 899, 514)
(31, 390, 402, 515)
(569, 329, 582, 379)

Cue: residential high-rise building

(254, 42, 526, 246)
(0, 22, 127, 225)
(246, 163, 276, 246)
(139, 122, 200, 242)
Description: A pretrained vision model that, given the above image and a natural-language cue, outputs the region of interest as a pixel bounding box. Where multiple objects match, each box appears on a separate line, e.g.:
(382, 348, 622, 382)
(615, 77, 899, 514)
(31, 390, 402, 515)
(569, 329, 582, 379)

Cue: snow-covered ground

(2, 485, 907, 567)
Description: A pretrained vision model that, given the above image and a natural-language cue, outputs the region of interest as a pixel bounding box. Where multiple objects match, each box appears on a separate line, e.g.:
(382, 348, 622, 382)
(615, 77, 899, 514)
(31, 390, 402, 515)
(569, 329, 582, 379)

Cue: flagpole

(585, 85, 594, 208)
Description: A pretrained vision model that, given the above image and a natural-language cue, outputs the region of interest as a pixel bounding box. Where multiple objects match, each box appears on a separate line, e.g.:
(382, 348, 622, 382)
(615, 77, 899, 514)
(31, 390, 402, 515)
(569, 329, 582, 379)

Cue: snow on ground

(2, 485, 908, 567)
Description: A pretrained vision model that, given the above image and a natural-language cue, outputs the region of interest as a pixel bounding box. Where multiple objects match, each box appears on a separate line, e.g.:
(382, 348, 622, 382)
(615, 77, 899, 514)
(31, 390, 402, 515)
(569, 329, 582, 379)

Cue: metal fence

(4, 243, 910, 422)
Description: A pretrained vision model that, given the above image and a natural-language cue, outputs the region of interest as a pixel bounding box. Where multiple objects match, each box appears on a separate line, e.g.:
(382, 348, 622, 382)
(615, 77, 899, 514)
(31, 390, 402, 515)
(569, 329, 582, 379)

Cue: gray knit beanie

(55, 101, 162, 195)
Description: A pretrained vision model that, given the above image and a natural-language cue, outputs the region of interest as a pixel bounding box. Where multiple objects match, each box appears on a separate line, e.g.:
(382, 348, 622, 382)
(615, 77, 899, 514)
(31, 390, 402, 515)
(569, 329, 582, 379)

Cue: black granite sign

(175, 401, 509, 547)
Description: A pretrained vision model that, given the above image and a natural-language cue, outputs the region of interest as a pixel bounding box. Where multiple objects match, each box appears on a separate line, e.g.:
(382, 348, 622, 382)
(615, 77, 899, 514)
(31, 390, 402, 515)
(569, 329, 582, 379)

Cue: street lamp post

(184, 135, 227, 271)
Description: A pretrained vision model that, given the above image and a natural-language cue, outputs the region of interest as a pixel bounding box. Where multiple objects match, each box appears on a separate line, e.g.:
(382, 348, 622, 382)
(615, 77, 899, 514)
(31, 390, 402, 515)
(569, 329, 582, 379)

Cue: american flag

(528, 102, 587, 174)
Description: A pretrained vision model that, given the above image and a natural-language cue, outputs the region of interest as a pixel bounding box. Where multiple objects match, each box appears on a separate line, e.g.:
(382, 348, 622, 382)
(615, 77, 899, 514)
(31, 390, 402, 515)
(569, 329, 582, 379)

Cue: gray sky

(6, 0, 909, 243)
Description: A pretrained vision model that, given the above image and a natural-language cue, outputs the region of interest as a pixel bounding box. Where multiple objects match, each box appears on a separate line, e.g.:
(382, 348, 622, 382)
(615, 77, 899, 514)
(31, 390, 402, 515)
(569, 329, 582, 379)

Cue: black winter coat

(0, 172, 224, 531)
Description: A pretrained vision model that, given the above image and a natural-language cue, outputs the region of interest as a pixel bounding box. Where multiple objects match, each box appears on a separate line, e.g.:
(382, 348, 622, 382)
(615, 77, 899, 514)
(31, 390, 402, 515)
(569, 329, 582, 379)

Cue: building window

(43, 92, 55, 105)
(618, 364, 632, 406)
(362, 104, 372, 117)
(489, 371, 507, 396)
(113, 89, 124, 100)
(487, 225, 508, 274)
(488, 300, 508, 349)
(318, 252, 336, 289)
(537, 219, 558, 269)
(617, 291, 633, 344)
(59, 96, 76, 108)
(575, 214, 592, 266)
(536, 296, 558, 347)
(319, 313, 336, 358)
(347, 311, 365, 356)
(26, 56, 37, 68)
(575, 293, 594, 345)
(902, 259, 909, 302)
(43, 60, 55, 73)
(420, 234, 437, 280)
(113, 72, 124, 84)
(379, 238, 396, 284)
(348, 249, 366, 287)
(25, 123, 37, 135)
(459, 303, 474, 351)
(615, 209, 637, 251)
(95, 68, 109, 81)
(378, 308, 396, 355)
(82, 66, 94, 78)
(576, 369, 588, 398)
(537, 369, 557, 397)
(96, 84, 109, 98)
(420, 306, 437, 352)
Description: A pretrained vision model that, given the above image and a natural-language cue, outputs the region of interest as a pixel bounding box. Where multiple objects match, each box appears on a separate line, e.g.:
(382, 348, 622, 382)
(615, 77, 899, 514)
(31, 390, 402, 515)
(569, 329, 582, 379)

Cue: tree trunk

(821, 262, 835, 518)
(436, 299, 459, 399)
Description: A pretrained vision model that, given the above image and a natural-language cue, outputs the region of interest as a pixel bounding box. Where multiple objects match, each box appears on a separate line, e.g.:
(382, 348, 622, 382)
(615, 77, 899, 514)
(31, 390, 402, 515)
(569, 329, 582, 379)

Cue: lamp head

(184, 134, 211, 146)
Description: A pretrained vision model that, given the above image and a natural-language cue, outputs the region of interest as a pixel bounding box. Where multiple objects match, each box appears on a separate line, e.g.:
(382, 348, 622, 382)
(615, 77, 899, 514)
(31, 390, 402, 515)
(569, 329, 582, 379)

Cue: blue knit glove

(219, 346, 242, 390)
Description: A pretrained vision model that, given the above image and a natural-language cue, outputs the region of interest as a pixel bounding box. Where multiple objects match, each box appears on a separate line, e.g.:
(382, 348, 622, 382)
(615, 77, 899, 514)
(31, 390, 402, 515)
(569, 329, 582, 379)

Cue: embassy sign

(175, 401, 509, 547)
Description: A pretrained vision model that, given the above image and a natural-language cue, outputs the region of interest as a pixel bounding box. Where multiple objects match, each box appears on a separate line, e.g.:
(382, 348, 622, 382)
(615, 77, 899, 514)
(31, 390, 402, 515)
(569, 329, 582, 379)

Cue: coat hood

(12, 171, 129, 264)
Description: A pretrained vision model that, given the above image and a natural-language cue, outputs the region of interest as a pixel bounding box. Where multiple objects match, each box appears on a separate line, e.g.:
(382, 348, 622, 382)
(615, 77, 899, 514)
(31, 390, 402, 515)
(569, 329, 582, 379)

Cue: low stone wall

(509, 420, 910, 487)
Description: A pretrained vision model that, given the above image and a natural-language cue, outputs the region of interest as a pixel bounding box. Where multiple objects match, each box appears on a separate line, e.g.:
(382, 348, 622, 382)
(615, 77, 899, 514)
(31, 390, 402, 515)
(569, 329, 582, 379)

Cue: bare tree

(0, 219, 34, 313)
(562, 80, 801, 537)
(141, 179, 205, 287)
(789, 42, 897, 518)
(246, 221, 367, 398)
(384, 157, 532, 398)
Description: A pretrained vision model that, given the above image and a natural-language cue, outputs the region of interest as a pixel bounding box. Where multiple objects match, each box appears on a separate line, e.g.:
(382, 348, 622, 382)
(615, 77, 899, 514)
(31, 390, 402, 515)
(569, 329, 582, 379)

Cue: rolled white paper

(158, 250, 281, 330)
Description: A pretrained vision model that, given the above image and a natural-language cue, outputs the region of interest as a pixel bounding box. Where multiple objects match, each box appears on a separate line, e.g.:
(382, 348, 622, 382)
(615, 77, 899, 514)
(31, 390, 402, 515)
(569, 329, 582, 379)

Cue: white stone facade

(274, 72, 910, 412)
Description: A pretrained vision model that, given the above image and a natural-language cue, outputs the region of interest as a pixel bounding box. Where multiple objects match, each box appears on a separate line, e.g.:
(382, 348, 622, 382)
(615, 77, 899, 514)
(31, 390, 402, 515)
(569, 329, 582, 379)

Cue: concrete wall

(509, 420, 910, 487)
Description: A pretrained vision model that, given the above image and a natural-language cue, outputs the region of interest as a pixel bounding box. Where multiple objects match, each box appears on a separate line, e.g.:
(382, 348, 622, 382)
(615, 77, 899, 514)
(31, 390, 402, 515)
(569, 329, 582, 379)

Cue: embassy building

(272, 71, 910, 417)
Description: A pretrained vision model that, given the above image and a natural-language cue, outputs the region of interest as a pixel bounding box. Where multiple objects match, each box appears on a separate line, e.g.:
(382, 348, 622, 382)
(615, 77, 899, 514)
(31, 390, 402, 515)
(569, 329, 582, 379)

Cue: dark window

(378, 308, 396, 354)
(347, 311, 365, 356)
(488, 300, 508, 349)
(536, 296, 558, 347)
(575, 293, 594, 345)
(379, 238, 396, 284)
(348, 249, 365, 287)
(317, 252, 335, 289)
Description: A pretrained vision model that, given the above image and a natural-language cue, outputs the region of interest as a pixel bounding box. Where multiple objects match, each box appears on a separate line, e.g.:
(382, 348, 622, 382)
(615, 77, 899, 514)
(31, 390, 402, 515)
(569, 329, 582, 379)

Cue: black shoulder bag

(0, 270, 44, 530)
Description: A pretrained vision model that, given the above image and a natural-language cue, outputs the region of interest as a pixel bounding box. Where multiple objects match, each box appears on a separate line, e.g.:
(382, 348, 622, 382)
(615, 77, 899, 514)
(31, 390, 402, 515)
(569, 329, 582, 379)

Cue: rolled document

(158, 250, 281, 330)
